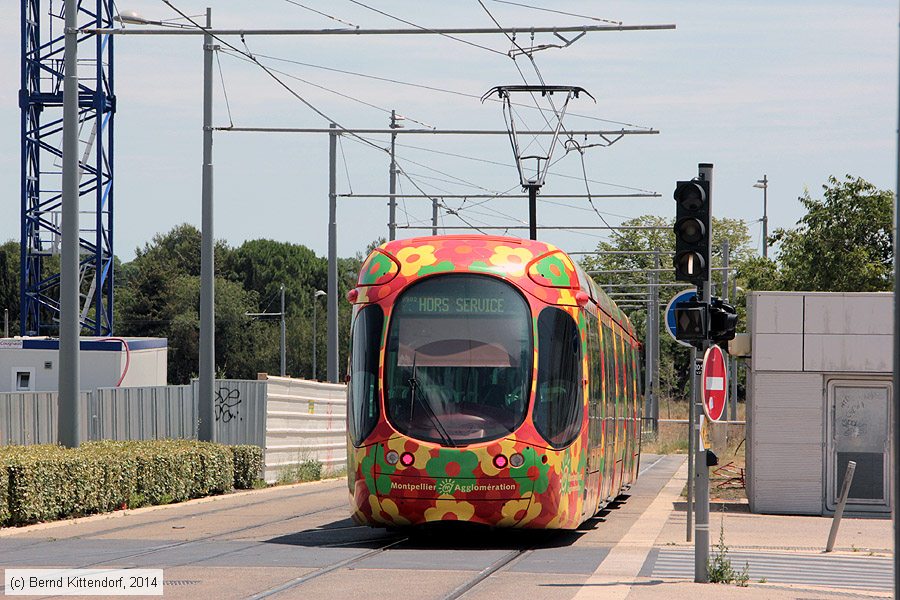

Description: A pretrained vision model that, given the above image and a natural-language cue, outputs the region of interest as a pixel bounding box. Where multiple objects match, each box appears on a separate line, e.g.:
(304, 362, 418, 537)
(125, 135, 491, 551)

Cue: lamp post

(312, 290, 326, 380)
(753, 175, 768, 258)
(121, 7, 217, 438)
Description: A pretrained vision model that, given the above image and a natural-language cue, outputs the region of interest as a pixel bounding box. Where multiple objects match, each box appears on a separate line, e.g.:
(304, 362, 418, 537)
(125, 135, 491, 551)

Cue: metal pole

(652, 250, 660, 431)
(388, 110, 397, 241)
(90, 23, 677, 36)
(312, 293, 317, 380)
(327, 124, 339, 383)
(280, 284, 286, 377)
(722, 239, 735, 422)
(826, 461, 857, 552)
(198, 7, 216, 442)
(687, 346, 695, 543)
(527, 185, 538, 240)
(762, 174, 769, 259)
(3, 309, 8, 339)
(893, 5, 900, 595)
(58, 0, 81, 448)
(432, 198, 439, 236)
(694, 162, 714, 583)
(644, 276, 653, 435)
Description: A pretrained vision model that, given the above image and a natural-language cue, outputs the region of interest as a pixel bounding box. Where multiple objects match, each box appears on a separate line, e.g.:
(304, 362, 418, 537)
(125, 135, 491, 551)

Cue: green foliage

(581, 215, 755, 401)
(115, 226, 364, 382)
(0, 440, 234, 526)
(230, 445, 264, 489)
(707, 513, 750, 586)
(276, 459, 323, 485)
(768, 175, 893, 292)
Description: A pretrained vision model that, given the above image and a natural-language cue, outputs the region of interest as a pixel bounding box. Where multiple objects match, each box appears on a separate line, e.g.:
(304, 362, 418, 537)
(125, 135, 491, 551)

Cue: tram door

(826, 379, 892, 513)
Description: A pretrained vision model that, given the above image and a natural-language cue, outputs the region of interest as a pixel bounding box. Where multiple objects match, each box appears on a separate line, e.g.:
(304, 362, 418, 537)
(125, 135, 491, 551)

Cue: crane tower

(20, 0, 115, 336)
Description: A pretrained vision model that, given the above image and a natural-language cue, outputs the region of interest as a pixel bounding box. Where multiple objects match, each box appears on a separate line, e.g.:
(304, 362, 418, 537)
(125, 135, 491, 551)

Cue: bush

(0, 440, 235, 526)
(231, 445, 264, 489)
(277, 459, 323, 485)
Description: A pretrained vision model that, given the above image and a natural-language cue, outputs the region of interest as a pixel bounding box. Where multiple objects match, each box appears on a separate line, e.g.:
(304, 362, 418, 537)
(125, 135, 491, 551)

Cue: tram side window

(602, 323, 615, 405)
(534, 307, 583, 448)
(348, 305, 384, 446)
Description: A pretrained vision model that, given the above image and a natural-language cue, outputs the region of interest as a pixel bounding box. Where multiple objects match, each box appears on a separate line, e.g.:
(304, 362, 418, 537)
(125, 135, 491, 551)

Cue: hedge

(231, 445, 264, 489)
(0, 440, 255, 526)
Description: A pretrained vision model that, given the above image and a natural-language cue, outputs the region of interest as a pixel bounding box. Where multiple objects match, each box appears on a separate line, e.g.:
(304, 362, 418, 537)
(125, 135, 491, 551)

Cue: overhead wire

(337, 134, 354, 194)
(240, 51, 651, 129)
(344, 0, 508, 56)
(282, 0, 359, 28)
(487, 0, 623, 24)
(214, 49, 235, 127)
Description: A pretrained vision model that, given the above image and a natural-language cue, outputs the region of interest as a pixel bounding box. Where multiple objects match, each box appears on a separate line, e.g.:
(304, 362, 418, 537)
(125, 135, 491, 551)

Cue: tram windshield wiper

(408, 352, 457, 447)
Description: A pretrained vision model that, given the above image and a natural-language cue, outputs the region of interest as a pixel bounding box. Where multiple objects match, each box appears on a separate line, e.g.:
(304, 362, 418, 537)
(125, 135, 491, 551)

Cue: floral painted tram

(346, 235, 642, 529)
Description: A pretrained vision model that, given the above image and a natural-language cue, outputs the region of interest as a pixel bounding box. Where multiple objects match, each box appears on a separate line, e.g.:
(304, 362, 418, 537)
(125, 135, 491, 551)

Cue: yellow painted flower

(396, 244, 437, 276)
(425, 500, 476, 521)
(557, 289, 578, 306)
(379, 498, 411, 526)
(514, 499, 544, 527)
(487, 245, 534, 277)
(498, 498, 531, 527)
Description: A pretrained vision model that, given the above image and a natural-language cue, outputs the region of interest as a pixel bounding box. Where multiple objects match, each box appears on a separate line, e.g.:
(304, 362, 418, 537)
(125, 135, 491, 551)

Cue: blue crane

(20, 0, 115, 336)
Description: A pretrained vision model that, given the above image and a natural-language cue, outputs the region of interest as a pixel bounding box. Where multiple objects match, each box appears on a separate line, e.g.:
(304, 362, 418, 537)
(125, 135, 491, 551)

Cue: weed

(707, 508, 752, 587)
(277, 459, 323, 485)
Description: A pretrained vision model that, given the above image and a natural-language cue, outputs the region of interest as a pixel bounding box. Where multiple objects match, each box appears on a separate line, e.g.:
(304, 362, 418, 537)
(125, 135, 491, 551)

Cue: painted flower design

(396, 244, 437, 276)
(358, 251, 398, 285)
(361, 444, 397, 496)
(488, 245, 534, 277)
(424, 500, 476, 521)
(528, 252, 573, 287)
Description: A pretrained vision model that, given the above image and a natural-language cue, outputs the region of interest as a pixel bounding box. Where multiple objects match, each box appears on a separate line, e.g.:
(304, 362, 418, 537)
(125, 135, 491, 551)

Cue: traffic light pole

(694, 162, 714, 583)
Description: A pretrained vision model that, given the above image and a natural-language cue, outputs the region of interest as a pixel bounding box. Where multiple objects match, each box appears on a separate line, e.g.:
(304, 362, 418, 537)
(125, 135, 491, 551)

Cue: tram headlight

(493, 454, 508, 469)
(400, 452, 415, 467)
(385, 450, 400, 465)
(509, 453, 525, 468)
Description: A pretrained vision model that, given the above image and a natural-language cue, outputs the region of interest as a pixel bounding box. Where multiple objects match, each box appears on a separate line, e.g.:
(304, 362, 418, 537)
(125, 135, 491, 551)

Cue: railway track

(0, 478, 346, 556)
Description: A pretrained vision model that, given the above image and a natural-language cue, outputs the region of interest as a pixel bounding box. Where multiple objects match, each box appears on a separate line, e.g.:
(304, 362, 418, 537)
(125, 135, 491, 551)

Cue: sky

(1, 1, 897, 263)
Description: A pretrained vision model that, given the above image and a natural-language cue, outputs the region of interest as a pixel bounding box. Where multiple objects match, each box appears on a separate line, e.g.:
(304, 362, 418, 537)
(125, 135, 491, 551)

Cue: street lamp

(312, 290, 326, 380)
(753, 174, 768, 259)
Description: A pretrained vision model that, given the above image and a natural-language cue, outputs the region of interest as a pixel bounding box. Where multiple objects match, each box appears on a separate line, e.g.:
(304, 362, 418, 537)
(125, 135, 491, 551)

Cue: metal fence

(0, 377, 347, 485)
(0, 392, 93, 445)
(264, 376, 347, 483)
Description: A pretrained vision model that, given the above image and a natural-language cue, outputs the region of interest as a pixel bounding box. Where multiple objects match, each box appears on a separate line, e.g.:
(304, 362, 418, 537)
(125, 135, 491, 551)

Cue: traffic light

(708, 297, 738, 343)
(673, 179, 711, 284)
(674, 299, 708, 344)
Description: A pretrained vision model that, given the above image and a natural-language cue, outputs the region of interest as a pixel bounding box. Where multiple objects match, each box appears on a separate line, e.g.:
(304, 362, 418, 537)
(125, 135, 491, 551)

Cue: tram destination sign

(401, 294, 508, 315)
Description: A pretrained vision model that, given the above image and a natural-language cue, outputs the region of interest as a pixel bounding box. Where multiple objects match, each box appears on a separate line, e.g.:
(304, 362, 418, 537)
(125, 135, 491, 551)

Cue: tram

(346, 235, 642, 529)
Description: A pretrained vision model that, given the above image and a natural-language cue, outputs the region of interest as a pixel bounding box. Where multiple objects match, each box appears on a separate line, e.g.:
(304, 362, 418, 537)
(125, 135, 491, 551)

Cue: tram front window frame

(384, 274, 533, 446)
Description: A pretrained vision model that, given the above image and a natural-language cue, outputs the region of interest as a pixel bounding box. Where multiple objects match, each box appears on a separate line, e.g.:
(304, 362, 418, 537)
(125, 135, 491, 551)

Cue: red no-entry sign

(701, 345, 727, 422)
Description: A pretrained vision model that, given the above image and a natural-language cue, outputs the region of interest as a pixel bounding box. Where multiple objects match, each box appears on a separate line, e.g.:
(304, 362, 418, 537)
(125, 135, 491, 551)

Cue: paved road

(0, 454, 679, 600)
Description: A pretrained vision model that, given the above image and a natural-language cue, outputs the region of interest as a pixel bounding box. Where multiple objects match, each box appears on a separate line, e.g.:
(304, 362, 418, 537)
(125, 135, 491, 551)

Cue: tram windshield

(385, 274, 532, 445)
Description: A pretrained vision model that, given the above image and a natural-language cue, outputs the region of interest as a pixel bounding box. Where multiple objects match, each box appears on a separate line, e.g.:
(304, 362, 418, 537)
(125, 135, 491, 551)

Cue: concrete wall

(747, 291, 891, 515)
(263, 376, 347, 484)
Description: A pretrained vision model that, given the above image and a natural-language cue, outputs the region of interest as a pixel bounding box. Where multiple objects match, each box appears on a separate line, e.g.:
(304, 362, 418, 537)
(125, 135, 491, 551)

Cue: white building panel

(753, 333, 803, 372)
(804, 293, 892, 335)
(803, 334, 892, 373)
(752, 293, 804, 334)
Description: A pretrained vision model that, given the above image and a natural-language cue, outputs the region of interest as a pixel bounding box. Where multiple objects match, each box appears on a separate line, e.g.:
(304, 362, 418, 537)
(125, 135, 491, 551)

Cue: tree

(767, 175, 893, 292)
(580, 215, 756, 401)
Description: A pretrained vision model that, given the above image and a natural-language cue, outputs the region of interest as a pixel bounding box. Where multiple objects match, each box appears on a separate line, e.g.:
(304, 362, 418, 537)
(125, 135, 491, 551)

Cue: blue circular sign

(665, 288, 698, 348)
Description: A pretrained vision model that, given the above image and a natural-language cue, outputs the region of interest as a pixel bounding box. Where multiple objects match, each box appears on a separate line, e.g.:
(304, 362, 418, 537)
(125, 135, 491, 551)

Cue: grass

(643, 399, 747, 502)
